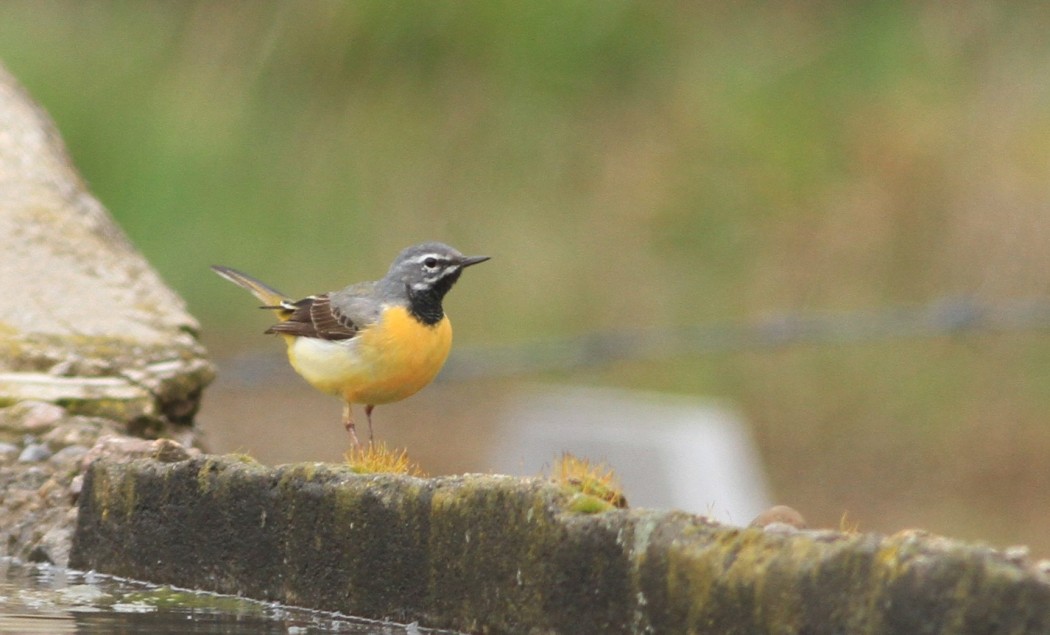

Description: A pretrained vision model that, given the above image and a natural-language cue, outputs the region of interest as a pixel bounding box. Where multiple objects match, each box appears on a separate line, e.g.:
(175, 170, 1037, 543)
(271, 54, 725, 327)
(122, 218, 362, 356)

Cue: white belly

(287, 336, 365, 397)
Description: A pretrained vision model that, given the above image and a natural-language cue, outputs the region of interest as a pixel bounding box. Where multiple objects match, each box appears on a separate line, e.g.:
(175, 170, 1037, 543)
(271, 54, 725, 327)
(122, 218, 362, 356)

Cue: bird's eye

(423, 257, 438, 269)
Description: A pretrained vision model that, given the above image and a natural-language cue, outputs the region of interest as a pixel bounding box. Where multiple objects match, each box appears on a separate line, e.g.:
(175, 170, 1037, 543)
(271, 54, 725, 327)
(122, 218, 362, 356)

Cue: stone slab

(71, 454, 1050, 634)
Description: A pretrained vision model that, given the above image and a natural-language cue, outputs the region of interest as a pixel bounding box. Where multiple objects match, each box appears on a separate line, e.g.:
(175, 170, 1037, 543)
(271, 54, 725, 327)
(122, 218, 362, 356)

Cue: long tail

(210, 265, 291, 319)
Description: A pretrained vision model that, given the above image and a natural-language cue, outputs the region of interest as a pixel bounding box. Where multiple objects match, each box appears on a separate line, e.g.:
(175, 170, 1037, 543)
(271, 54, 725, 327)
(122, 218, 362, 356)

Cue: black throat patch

(406, 269, 461, 326)
(407, 290, 444, 326)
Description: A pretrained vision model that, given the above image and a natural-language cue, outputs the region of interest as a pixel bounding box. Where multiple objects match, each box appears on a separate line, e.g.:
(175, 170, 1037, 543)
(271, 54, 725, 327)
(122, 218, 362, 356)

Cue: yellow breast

(285, 305, 452, 405)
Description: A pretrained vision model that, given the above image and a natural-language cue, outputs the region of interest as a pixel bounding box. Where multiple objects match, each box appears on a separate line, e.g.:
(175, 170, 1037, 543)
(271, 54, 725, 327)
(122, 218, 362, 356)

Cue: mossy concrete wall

(71, 454, 1050, 635)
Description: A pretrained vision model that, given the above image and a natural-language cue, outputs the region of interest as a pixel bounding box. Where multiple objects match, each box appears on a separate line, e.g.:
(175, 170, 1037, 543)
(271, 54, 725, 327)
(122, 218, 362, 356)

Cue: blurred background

(3, 2, 1050, 552)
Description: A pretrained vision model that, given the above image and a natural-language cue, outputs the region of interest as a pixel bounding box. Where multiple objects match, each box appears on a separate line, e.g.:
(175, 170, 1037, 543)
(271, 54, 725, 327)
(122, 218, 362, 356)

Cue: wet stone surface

(0, 558, 451, 634)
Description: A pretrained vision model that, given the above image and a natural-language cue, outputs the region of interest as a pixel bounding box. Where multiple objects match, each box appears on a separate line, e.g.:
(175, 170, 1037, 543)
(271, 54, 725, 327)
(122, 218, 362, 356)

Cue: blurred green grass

(4, 1, 1050, 550)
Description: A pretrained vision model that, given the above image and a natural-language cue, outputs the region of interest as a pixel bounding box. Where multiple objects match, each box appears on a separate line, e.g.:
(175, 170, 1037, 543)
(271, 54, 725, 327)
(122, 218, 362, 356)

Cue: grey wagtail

(212, 242, 489, 447)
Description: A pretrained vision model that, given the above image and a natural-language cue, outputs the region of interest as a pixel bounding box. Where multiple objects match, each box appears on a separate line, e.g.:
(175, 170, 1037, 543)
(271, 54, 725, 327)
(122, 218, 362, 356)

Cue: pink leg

(343, 402, 361, 448)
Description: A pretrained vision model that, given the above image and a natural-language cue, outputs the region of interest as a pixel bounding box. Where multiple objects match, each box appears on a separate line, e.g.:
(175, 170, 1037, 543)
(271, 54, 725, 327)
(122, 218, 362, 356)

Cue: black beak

(460, 255, 491, 268)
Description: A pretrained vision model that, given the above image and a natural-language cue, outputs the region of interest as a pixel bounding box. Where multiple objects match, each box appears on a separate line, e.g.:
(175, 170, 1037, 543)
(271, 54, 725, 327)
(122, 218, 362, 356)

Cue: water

(0, 559, 451, 634)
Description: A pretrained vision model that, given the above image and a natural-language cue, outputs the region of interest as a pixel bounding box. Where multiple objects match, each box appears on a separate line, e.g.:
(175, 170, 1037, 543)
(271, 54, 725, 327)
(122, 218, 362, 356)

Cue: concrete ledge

(71, 454, 1050, 634)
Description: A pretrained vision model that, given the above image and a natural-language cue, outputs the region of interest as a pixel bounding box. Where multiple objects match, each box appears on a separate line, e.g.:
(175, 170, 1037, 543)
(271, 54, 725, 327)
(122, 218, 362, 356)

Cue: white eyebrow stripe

(418, 266, 462, 287)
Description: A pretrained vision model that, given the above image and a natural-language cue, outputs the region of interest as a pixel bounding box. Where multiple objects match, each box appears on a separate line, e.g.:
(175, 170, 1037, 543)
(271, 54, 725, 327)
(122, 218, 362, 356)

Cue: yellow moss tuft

(567, 493, 617, 514)
(226, 453, 259, 464)
(839, 511, 860, 533)
(344, 442, 425, 476)
(552, 453, 627, 509)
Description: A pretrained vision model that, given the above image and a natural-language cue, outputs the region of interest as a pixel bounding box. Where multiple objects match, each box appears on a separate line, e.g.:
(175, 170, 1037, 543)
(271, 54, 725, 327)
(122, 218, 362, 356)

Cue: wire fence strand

(216, 295, 1050, 385)
(438, 295, 1050, 380)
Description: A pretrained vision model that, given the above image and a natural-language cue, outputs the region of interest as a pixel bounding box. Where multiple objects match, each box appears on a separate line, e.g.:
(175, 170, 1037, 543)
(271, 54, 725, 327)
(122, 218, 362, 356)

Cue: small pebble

(43, 419, 107, 449)
(749, 505, 807, 530)
(0, 442, 19, 462)
(1003, 545, 1030, 565)
(18, 443, 53, 463)
(0, 401, 67, 433)
(50, 445, 88, 466)
(69, 474, 84, 499)
(20, 401, 67, 429)
(761, 521, 803, 535)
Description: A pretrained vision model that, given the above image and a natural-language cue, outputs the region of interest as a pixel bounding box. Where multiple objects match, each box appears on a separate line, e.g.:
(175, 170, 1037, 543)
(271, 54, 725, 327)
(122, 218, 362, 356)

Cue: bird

(211, 242, 489, 447)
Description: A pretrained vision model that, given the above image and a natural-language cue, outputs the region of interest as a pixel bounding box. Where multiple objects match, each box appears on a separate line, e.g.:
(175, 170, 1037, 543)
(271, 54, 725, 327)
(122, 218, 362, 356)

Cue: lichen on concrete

(71, 454, 1050, 634)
